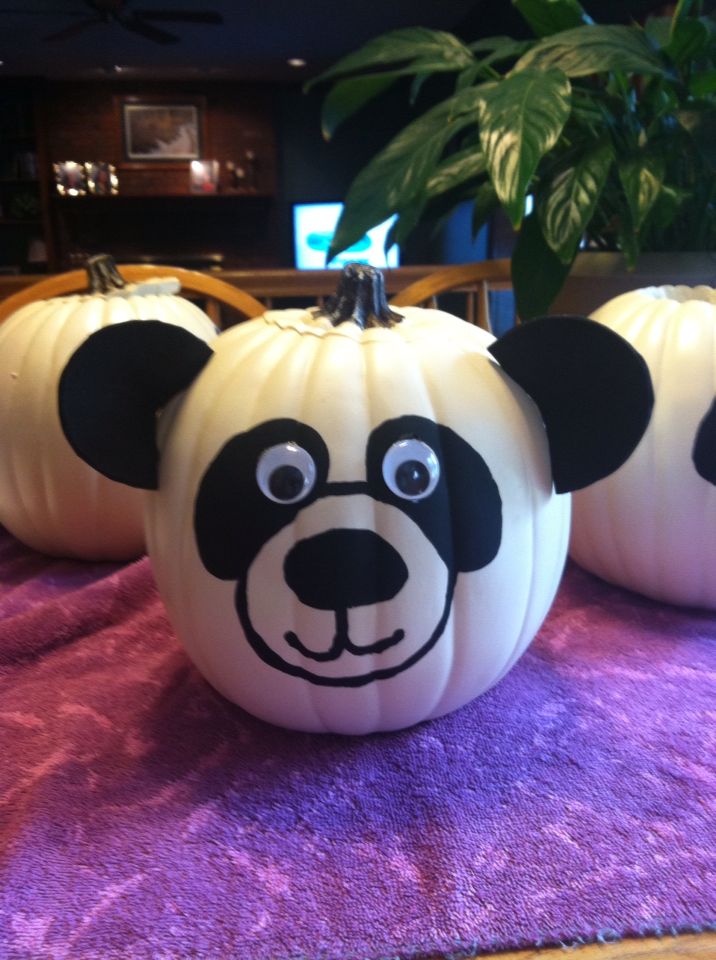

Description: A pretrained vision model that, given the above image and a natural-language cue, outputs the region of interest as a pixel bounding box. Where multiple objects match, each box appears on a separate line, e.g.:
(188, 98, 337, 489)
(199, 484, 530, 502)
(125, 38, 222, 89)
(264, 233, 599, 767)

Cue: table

(1, 529, 714, 960)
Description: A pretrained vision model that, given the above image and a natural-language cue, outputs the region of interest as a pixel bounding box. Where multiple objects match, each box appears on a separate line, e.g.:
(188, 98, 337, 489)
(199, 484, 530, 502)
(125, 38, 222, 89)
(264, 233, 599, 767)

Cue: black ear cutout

(488, 315, 654, 493)
(59, 319, 214, 489)
(693, 397, 716, 485)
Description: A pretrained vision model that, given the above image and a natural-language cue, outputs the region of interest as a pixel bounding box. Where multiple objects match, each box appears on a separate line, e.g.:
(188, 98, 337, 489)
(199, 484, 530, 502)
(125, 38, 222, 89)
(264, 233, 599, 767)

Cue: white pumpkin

(0, 255, 217, 560)
(58, 265, 652, 733)
(570, 284, 716, 608)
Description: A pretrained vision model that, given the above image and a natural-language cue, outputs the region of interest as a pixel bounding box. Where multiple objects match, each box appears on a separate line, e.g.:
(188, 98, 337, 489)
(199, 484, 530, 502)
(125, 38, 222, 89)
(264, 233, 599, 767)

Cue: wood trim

(0, 263, 265, 324)
(388, 259, 512, 308)
(486, 932, 715, 959)
(0, 265, 442, 305)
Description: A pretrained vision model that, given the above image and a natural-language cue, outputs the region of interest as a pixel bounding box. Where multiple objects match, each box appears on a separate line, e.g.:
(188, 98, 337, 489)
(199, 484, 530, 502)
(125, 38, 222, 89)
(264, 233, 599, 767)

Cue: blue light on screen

(293, 202, 399, 270)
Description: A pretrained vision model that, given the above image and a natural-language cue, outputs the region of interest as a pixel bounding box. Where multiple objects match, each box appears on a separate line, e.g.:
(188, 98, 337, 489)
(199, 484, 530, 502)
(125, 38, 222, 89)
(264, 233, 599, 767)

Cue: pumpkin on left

(0, 254, 218, 560)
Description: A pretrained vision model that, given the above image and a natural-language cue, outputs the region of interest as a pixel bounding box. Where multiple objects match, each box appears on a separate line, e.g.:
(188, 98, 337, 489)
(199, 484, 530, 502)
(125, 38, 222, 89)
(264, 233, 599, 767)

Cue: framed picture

(120, 97, 204, 163)
(85, 162, 118, 195)
(53, 161, 87, 197)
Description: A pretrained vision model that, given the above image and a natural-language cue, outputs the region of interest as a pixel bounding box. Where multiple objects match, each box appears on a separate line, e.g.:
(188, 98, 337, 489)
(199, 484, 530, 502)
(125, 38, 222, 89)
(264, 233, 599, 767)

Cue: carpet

(0, 526, 714, 960)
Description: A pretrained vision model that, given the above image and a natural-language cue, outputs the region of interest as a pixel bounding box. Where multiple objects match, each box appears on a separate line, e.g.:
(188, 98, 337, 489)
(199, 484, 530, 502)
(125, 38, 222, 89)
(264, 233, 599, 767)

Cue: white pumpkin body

(570, 285, 716, 608)
(146, 307, 571, 734)
(0, 280, 216, 560)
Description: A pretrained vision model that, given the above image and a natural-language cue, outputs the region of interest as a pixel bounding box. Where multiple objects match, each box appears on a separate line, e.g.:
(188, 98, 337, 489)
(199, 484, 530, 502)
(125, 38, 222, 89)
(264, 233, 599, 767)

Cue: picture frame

(85, 162, 118, 196)
(120, 97, 204, 163)
(53, 161, 87, 197)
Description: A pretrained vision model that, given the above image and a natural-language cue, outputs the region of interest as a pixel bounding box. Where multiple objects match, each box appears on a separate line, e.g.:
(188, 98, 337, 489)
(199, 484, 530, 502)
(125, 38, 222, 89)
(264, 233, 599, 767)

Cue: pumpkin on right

(570, 284, 716, 609)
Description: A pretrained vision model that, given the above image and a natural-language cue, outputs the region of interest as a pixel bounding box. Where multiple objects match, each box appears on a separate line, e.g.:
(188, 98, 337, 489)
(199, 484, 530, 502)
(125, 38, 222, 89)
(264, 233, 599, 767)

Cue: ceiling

(0, 0, 477, 81)
(0, 0, 665, 83)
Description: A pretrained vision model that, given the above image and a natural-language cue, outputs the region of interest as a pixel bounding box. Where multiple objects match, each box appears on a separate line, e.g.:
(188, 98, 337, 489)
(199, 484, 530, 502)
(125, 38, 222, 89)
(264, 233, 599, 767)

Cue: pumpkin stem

(321, 263, 403, 329)
(85, 254, 126, 294)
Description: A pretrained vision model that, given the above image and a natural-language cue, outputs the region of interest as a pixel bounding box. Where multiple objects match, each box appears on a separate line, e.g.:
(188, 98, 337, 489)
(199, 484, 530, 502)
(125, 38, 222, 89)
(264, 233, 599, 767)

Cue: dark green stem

(85, 254, 125, 294)
(319, 262, 403, 329)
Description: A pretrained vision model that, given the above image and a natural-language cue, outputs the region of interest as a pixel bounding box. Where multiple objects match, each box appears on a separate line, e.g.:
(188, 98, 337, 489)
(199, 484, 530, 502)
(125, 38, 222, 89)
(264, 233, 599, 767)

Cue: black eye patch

(195, 419, 329, 580)
(365, 416, 502, 573)
(693, 397, 716, 486)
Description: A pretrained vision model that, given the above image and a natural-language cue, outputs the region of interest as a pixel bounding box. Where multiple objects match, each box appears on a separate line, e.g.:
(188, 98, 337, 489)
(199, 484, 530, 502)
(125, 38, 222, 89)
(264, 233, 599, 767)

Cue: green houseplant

(308, 0, 716, 318)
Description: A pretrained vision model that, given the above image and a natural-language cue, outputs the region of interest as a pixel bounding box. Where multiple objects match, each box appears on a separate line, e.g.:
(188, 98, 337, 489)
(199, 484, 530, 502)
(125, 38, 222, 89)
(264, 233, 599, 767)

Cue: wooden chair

(389, 259, 512, 333)
(0, 263, 266, 328)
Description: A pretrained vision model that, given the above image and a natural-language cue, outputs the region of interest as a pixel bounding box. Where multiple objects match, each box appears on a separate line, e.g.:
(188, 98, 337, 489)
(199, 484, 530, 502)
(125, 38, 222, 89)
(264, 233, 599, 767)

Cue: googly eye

(256, 442, 317, 504)
(382, 438, 440, 501)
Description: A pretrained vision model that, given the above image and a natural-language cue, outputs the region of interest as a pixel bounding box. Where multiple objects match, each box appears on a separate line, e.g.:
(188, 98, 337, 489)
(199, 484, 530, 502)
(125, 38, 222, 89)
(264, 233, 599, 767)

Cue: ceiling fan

(38, 0, 224, 45)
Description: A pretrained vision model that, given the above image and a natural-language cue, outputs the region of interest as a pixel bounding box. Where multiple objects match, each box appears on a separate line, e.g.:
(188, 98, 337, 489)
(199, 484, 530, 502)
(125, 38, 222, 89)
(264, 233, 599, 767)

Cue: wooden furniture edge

(0, 264, 266, 324)
(0, 263, 509, 307)
(389, 258, 512, 307)
(474, 932, 715, 959)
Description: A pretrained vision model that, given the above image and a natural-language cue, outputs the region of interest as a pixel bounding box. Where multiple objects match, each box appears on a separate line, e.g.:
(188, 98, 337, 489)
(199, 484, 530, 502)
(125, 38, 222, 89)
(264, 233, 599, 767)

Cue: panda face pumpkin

(146, 307, 552, 727)
(59, 265, 654, 734)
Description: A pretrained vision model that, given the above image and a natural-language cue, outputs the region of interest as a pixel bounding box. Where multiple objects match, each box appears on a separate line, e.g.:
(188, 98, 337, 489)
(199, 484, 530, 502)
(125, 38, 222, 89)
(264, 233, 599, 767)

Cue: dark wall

(275, 79, 480, 266)
(40, 79, 280, 269)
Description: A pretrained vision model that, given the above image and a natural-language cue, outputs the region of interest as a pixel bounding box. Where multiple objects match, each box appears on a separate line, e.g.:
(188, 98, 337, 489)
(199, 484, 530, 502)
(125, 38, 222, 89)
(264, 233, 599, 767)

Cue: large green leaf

(469, 36, 524, 52)
(424, 149, 487, 198)
(328, 88, 481, 262)
(670, 0, 699, 38)
(664, 17, 710, 65)
(513, 0, 592, 38)
(390, 203, 428, 247)
(644, 15, 671, 50)
(512, 212, 573, 319)
(470, 38, 534, 69)
(319, 65, 455, 140)
(306, 28, 473, 89)
(471, 181, 499, 236)
(516, 25, 666, 77)
(320, 74, 397, 140)
(690, 70, 716, 97)
(478, 67, 571, 227)
(619, 153, 665, 230)
(539, 140, 613, 262)
(642, 184, 689, 243)
(678, 106, 716, 169)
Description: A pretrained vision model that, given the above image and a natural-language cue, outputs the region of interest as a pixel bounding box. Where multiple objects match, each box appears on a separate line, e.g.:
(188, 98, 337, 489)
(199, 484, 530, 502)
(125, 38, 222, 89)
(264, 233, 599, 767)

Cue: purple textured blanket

(0, 526, 714, 960)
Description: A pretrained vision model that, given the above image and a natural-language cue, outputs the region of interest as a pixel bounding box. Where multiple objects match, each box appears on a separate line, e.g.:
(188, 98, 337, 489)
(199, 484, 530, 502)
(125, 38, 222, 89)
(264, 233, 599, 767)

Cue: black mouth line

(237, 568, 457, 687)
(284, 608, 405, 662)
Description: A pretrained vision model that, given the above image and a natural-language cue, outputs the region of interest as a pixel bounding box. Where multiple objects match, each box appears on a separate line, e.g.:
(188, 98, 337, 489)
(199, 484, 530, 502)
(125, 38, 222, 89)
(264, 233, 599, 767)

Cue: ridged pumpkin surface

(0, 287, 216, 559)
(570, 285, 716, 608)
(146, 307, 570, 733)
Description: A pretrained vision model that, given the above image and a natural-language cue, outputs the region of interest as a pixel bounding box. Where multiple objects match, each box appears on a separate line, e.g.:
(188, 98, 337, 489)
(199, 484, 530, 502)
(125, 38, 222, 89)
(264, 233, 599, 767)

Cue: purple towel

(0, 526, 714, 959)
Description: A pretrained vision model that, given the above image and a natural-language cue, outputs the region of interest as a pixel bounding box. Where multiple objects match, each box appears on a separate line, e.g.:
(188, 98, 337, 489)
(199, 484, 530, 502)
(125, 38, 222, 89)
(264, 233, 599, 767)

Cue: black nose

(283, 528, 408, 610)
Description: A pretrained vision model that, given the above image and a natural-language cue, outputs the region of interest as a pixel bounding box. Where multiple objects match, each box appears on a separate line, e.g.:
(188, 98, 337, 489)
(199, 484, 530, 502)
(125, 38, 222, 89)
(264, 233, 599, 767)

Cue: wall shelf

(3, 79, 279, 270)
(51, 192, 273, 201)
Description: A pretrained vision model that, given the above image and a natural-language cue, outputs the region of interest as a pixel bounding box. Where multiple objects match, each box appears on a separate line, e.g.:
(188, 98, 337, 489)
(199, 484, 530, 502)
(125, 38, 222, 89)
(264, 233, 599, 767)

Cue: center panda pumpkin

(58, 265, 652, 734)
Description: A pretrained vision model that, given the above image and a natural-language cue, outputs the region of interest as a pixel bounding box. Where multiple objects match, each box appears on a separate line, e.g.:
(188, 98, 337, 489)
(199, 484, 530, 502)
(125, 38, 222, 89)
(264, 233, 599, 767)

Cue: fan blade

(134, 10, 223, 24)
(43, 17, 101, 42)
(0, 8, 86, 14)
(118, 14, 179, 44)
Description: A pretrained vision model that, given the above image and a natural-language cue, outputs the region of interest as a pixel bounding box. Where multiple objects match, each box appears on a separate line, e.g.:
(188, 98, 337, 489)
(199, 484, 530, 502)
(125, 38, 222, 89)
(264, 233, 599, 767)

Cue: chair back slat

(389, 259, 512, 333)
(0, 263, 266, 326)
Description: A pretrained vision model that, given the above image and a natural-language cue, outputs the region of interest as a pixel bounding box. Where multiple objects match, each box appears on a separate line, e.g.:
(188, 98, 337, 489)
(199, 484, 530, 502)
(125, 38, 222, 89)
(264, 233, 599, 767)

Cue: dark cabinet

(0, 87, 52, 274)
(1, 79, 280, 273)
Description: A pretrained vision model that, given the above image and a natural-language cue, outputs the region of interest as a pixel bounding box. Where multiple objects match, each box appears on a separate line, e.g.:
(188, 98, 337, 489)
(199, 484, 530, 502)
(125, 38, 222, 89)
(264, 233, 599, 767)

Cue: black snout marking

(283, 528, 408, 610)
